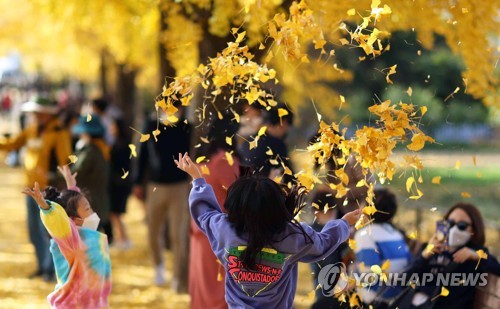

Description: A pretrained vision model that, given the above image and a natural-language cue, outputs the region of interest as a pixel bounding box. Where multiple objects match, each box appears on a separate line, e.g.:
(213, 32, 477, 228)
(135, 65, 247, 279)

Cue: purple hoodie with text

(189, 178, 350, 309)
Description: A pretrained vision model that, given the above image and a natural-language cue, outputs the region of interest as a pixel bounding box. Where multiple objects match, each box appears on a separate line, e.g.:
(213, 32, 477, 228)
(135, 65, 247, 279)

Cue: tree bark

(115, 63, 138, 127)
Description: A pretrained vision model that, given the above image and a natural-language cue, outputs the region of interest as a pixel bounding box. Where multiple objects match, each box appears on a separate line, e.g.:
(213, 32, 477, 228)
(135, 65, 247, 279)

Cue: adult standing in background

(190, 115, 240, 309)
(71, 114, 112, 242)
(132, 103, 191, 292)
(238, 103, 295, 184)
(108, 117, 133, 249)
(0, 95, 72, 281)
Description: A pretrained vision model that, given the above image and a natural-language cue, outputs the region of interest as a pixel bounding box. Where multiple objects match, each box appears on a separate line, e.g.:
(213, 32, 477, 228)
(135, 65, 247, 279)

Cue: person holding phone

(406, 203, 500, 308)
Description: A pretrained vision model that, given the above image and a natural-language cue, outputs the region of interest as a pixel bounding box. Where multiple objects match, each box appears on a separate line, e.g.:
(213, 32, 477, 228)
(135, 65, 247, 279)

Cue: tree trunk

(158, 4, 176, 91)
(115, 64, 138, 127)
(99, 49, 110, 99)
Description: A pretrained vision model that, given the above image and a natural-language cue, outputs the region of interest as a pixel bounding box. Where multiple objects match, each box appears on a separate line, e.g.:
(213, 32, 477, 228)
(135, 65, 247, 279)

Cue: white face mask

(448, 225, 471, 248)
(82, 213, 100, 231)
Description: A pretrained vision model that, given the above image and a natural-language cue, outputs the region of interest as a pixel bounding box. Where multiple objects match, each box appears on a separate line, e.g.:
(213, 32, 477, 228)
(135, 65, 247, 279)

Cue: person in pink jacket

(189, 116, 240, 309)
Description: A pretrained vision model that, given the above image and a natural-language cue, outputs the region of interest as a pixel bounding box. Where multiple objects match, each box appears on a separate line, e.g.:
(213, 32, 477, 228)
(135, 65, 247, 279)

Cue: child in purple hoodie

(175, 153, 361, 308)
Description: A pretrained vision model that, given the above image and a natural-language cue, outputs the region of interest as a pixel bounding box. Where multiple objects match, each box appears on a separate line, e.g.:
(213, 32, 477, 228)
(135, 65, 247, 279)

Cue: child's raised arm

(57, 165, 78, 190)
(174, 152, 202, 180)
(22, 182, 80, 252)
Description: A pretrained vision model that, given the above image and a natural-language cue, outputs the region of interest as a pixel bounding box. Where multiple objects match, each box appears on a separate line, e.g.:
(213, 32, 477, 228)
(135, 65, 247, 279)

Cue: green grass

(387, 166, 500, 224)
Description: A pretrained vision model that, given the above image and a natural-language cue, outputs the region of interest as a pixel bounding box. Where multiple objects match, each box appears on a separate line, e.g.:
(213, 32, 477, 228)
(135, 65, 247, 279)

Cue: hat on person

(72, 114, 106, 138)
(21, 96, 59, 114)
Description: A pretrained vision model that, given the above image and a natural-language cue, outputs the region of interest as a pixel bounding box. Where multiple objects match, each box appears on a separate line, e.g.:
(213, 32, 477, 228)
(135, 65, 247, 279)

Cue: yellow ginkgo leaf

(347, 8, 356, 16)
(406, 176, 415, 192)
(409, 231, 418, 240)
(381, 259, 390, 271)
(129, 144, 137, 158)
(461, 192, 471, 198)
(140, 134, 151, 143)
(225, 151, 234, 166)
(201, 165, 210, 175)
(386, 64, 397, 84)
(455, 160, 461, 170)
(196, 156, 206, 164)
(348, 239, 357, 250)
(152, 129, 161, 142)
(363, 205, 377, 216)
(475, 249, 488, 270)
(420, 106, 427, 116)
(432, 176, 441, 184)
(235, 31, 246, 43)
(86, 114, 92, 122)
(121, 169, 129, 179)
(68, 155, 78, 164)
(278, 108, 289, 118)
(225, 136, 233, 146)
(269, 159, 279, 165)
(266, 148, 273, 156)
(257, 126, 267, 138)
(349, 293, 360, 307)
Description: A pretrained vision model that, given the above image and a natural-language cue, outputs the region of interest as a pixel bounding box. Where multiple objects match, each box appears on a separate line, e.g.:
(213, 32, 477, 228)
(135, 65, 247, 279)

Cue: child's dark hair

(224, 175, 312, 270)
(44, 186, 83, 218)
(372, 188, 397, 223)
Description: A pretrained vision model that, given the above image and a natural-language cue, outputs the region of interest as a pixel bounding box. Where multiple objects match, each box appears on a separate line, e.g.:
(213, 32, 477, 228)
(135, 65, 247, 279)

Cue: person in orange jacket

(0, 95, 72, 281)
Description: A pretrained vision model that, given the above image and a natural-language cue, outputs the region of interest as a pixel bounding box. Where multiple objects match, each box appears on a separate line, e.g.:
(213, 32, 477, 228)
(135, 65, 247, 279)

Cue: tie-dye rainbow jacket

(40, 200, 112, 308)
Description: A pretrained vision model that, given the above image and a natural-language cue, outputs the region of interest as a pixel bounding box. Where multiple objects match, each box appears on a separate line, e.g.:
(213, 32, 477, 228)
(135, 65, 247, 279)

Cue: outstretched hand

(341, 208, 363, 226)
(22, 182, 50, 210)
(58, 165, 77, 188)
(174, 152, 202, 180)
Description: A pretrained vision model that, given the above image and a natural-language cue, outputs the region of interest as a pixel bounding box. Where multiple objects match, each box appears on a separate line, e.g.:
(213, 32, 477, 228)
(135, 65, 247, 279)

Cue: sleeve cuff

(40, 201, 55, 214)
(192, 177, 206, 186)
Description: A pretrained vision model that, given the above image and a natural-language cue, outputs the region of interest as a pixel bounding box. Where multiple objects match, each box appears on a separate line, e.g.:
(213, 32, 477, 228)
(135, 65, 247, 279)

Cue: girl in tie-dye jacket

(23, 166, 111, 308)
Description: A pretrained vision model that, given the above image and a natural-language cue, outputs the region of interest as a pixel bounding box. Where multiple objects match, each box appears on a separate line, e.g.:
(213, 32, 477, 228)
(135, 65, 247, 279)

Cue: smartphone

(435, 220, 450, 245)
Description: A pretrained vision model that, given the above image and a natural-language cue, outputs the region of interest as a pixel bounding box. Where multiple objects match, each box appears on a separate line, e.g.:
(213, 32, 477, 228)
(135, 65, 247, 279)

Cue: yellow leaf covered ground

(0, 166, 314, 308)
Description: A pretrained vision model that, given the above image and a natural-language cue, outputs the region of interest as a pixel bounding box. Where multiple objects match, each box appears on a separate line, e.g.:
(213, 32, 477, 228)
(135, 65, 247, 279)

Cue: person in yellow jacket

(0, 95, 72, 281)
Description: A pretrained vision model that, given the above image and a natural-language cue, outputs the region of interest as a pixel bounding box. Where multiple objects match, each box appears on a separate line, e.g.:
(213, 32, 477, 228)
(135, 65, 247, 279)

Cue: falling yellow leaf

(257, 126, 267, 137)
(420, 106, 427, 116)
(278, 108, 289, 118)
(225, 151, 234, 166)
(258, 42, 265, 50)
(461, 192, 471, 198)
(347, 8, 356, 16)
(432, 176, 441, 184)
(140, 134, 150, 143)
(121, 169, 129, 179)
(196, 156, 206, 164)
(129, 144, 137, 158)
(424, 243, 435, 255)
(455, 160, 461, 170)
(386, 64, 397, 84)
(348, 239, 357, 250)
(68, 155, 78, 164)
(475, 249, 488, 270)
(86, 114, 92, 122)
(339, 38, 349, 45)
(349, 292, 360, 308)
(269, 159, 279, 165)
(225, 136, 232, 146)
(409, 188, 423, 200)
(265, 148, 273, 156)
(409, 231, 418, 240)
(406, 87, 413, 97)
(201, 165, 210, 175)
(235, 31, 246, 43)
(363, 205, 377, 216)
(440, 287, 449, 297)
(406, 176, 415, 192)
(407, 133, 430, 151)
(152, 129, 161, 142)
(430, 207, 437, 212)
